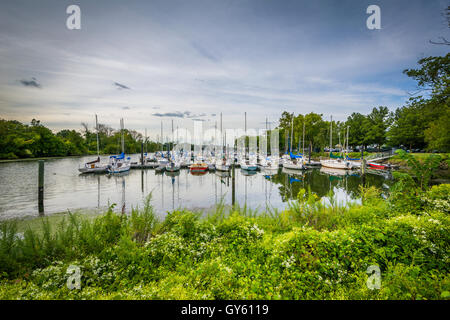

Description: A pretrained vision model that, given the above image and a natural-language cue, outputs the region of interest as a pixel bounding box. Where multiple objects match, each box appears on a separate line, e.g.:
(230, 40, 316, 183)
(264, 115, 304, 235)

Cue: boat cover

(330, 152, 343, 159)
(290, 152, 303, 159)
(110, 152, 125, 160)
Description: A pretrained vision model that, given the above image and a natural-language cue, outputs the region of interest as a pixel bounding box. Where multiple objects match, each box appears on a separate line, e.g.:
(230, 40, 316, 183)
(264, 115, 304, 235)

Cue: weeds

(0, 178, 448, 300)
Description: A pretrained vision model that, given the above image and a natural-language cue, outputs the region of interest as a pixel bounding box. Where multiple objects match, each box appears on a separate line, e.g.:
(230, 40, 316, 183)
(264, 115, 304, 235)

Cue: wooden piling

(141, 142, 144, 166)
(361, 148, 366, 185)
(231, 162, 235, 207)
(38, 160, 44, 214)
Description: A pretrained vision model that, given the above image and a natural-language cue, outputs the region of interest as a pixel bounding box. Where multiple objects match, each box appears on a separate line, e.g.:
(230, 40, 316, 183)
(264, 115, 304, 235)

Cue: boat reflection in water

(0, 155, 395, 220)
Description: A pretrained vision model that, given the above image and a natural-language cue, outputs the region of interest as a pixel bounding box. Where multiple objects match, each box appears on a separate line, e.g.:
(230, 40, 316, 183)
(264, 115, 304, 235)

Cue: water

(0, 155, 393, 221)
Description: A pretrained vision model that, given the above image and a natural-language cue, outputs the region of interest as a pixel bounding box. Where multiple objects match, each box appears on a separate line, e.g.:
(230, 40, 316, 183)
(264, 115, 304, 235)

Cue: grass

(0, 183, 448, 300)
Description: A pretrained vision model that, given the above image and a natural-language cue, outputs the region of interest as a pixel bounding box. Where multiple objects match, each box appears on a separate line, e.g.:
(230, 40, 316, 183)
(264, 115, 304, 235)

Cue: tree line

(0, 54, 448, 160)
(0, 119, 161, 159)
(275, 53, 449, 154)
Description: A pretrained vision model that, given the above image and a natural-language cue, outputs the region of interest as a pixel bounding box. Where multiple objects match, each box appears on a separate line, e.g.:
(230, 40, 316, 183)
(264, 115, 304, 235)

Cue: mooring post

(309, 141, 312, 163)
(361, 147, 366, 185)
(38, 160, 44, 215)
(231, 162, 235, 207)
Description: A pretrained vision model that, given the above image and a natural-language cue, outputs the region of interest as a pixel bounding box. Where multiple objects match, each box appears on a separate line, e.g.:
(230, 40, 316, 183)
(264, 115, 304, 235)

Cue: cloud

(122, 106, 131, 110)
(152, 110, 209, 118)
(190, 41, 219, 63)
(152, 111, 185, 118)
(114, 82, 130, 90)
(19, 77, 41, 88)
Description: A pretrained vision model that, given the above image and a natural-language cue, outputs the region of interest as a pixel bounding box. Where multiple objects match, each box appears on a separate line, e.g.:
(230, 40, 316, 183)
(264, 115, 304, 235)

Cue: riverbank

(388, 153, 450, 181)
(0, 182, 448, 300)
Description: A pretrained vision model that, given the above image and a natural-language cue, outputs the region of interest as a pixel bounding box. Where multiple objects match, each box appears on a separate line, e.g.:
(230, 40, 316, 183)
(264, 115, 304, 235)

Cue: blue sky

(0, 0, 448, 138)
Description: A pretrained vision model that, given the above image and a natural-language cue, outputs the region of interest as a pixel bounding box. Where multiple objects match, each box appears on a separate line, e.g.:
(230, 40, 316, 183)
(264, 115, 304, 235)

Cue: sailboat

(165, 120, 181, 172)
(301, 122, 321, 168)
(108, 118, 131, 174)
(320, 116, 354, 170)
(189, 120, 209, 174)
(240, 112, 258, 171)
(282, 115, 304, 170)
(259, 117, 278, 173)
(78, 115, 109, 173)
(215, 113, 231, 172)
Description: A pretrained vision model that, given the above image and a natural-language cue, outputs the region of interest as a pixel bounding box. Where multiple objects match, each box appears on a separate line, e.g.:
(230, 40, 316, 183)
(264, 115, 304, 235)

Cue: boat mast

(160, 120, 163, 152)
(346, 126, 349, 156)
(302, 120, 305, 156)
(290, 114, 293, 153)
(95, 114, 100, 157)
(244, 111, 247, 159)
(329, 115, 332, 157)
(145, 128, 147, 154)
(220, 112, 223, 155)
(120, 118, 124, 153)
(266, 117, 268, 156)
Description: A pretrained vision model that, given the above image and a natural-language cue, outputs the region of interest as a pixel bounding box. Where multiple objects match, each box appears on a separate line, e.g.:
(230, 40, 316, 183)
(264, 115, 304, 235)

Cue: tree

(424, 106, 450, 151)
(403, 53, 449, 104)
(363, 106, 391, 150)
(388, 100, 426, 150)
(345, 112, 367, 148)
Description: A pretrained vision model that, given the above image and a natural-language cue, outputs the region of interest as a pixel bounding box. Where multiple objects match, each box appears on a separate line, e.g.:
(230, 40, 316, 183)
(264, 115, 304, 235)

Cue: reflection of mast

(121, 176, 125, 214)
(97, 175, 100, 208)
(171, 175, 175, 211)
(265, 174, 268, 212)
(177, 173, 180, 207)
(214, 172, 217, 204)
(245, 174, 247, 205)
(161, 172, 164, 209)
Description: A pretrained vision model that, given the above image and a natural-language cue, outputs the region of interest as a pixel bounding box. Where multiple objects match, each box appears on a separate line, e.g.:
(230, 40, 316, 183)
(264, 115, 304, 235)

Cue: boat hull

(108, 165, 131, 174)
(240, 163, 258, 171)
(78, 165, 108, 173)
(215, 164, 230, 171)
(320, 159, 353, 170)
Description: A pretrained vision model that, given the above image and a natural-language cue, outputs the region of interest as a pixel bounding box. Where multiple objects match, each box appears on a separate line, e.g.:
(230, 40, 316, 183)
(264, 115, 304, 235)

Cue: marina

(0, 154, 392, 221)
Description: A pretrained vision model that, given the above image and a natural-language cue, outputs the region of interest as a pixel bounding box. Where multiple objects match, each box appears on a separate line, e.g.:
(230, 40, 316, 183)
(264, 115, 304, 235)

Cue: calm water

(0, 155, 393, 221)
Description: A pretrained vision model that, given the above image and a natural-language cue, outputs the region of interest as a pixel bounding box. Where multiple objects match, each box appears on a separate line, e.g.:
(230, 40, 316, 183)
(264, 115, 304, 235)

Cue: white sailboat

(215, 114, 231, 172)
(78, 115, 108, 173)
(320, 116, 354, 170)
(108, 118, 131, 174)
(166, 120, 181, 172)
(282, 116, 304, 170)
(259, 118, 278, 173)
(240, 112, 258, 171)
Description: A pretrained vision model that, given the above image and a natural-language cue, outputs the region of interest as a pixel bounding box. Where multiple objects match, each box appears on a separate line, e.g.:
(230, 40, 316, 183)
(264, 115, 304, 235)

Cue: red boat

(189, 163, 208, 173)
(367, 162, 390, 170)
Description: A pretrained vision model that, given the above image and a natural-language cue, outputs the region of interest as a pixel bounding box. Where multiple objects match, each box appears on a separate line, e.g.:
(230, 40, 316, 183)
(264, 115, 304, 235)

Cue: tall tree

(363, 106, 391, 150)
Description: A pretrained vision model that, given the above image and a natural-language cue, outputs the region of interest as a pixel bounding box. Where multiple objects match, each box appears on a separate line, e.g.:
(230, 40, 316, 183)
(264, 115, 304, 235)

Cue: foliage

(394, 150, 442, 190)
(0, 118, 160, 159)
(0, 177, 448, 300)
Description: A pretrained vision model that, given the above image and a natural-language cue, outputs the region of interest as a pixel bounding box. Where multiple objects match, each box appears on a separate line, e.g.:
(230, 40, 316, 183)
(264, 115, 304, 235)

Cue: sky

(0, 0, 448, 139)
